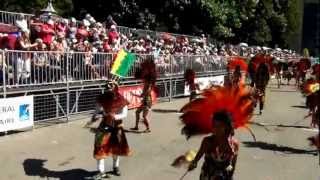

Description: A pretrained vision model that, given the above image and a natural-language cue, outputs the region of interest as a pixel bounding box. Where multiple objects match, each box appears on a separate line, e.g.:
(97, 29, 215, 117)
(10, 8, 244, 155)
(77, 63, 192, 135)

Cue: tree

(0, 0, 73, 17)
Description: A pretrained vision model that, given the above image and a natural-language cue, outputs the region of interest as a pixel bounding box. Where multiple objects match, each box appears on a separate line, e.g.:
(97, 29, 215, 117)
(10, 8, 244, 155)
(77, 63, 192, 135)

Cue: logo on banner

(19, 104, 30, 121)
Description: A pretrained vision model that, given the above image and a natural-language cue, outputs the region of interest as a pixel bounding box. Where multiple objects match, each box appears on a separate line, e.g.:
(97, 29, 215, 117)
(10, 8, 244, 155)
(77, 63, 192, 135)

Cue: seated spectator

(40, 19, 55, 46)
(17, 29, 37, 51)
(102, 37, 112, 53)
(108, 25, 119, 45)
(95, 22, 105, 34)
(135, 39, 146, 54)
(77, 22, 89, 42)
(56, 19, 68, 36)
(67, 18, 78, 40)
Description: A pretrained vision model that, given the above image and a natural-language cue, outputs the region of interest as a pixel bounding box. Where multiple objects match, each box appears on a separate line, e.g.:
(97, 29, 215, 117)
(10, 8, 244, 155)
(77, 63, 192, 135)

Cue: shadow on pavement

(242, 141, 318, 155)
(152, 109, 180, 113)
(23, 159, 97, 180)
(249, 123, 310, 130)
(276, 124, 310, 129)
(291, 105, 307, 109)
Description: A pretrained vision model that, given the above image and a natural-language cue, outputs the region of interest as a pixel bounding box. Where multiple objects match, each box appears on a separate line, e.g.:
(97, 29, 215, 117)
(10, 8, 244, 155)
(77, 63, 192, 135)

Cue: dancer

(254, 63, 270, 115)
(227, 57, 248, 88)
(86, 81, 131, 179)
(274, 61, 283, 88)
(131, 59, 157, 133)
(184, 69, 199, 101)
(282, 61, 293, 85)
(248, 61, 256, 87)
(296, 58, 311, 87)
(179, 85, 254, 180)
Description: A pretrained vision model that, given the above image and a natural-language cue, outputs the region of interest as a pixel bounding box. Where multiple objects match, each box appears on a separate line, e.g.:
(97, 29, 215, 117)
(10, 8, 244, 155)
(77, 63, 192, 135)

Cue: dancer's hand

(188, 161, 197, 171)
(226, 165, 233, 172)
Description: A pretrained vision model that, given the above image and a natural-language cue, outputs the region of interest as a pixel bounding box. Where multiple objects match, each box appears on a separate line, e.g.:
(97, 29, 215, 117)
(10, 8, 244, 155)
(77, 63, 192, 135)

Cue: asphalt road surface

(0, 81, 319, 180)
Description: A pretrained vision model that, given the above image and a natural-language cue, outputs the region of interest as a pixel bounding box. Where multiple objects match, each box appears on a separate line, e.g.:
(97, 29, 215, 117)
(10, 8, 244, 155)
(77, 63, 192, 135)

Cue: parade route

(0, 81, 319, 180)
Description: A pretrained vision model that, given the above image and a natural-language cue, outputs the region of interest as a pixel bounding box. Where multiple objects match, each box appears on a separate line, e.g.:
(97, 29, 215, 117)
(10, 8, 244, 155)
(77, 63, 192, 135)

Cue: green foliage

(0, 0, 73, 16)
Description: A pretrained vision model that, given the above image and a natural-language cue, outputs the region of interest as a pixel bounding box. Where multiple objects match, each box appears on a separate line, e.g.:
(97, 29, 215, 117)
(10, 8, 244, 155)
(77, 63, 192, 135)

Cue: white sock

(113, 156, 120, 168)
(97, 159, 105, 173)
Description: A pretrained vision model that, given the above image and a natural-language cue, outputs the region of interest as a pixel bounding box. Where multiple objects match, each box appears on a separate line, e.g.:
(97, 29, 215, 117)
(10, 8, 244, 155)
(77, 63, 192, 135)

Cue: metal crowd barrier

(0, 49, 228, 123)
(0, 50, 227, 89)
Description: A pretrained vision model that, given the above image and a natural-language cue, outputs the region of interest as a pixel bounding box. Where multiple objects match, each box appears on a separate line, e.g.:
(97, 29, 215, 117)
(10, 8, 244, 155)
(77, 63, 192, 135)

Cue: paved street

(0, 81, 319, 180)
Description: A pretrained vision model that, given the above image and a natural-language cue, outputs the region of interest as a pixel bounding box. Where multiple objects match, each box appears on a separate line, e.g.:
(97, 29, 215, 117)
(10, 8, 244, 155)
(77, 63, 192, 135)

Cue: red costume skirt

(94, 126, 131, 160)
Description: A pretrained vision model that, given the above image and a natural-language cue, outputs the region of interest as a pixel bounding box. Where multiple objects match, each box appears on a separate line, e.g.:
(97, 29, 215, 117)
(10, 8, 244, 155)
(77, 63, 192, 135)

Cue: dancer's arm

(188, 137, 207, 171)
(114, 106, 128, 120)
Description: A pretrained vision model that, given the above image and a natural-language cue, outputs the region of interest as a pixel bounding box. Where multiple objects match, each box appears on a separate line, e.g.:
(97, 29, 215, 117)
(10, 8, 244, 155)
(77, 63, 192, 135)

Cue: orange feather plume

(228, 57, 248, 72)
(180, 85, 254, 138)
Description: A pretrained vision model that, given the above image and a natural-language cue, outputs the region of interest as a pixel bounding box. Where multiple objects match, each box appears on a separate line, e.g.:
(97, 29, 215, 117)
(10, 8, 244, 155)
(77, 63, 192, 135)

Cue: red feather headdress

(251, 54, 274, 74)
(180, 85, 254, 139)
(184, 69, 195, 85)
(228, 56, 248, 72)
(98, 82, 129, 113)
(135, 59, 157, 85)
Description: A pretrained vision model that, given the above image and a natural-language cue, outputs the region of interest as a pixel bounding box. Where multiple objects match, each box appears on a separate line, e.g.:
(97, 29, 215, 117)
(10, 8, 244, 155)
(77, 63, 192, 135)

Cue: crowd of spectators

(0, 12, 302, 86)
(0, 13, 301, 57)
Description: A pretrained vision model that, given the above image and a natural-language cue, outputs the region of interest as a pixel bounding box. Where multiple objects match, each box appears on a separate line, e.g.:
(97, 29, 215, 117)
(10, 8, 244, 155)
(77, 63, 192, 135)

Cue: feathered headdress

(297, 58, 311, 72)
(134, 59, 157, 85)
(98, 81, 129, 113)
(250, 54, 274, 74)
(180, 85, 255, 139)
(228, 56, 248, 72)
(184, 69, 195, 85)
